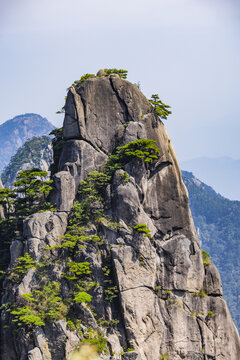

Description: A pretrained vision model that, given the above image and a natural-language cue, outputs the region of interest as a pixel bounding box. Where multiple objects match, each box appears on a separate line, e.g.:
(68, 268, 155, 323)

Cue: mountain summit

(0, 113, 55, 173)
(1, 72, 239, 359)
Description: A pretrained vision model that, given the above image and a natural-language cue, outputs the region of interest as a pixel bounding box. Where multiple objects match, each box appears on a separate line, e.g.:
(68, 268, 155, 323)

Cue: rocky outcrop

(1, 73, 239, 360)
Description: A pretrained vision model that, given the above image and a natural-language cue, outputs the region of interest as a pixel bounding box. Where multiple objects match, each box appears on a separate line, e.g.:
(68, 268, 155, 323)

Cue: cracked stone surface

(1, 73, 239, 359)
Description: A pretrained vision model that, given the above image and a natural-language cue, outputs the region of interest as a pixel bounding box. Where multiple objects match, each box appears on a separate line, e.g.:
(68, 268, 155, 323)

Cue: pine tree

(149, 94, 172, 120)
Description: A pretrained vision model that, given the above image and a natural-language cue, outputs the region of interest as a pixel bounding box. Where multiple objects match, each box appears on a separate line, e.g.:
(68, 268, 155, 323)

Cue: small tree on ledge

(149, 94, 172, 120)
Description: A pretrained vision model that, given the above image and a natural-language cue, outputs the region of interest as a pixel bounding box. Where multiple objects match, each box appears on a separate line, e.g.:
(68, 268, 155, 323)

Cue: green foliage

(78, 327, 108, 353)
(133, 224, 151, 238)
(13, 168, 53, 217)
(103, 221, 122, 231)
(136, 252, 145, 266)
(45, 228, 102, 253)
(74, 291, 92, 304)
(10, 280, 67, 328)
(64, 261, 91, 280)
(73, 171, 110, 225)
(102, 264, 119, 302)
(160, 354, 169, 360)
(163, 289, 172, 294)
(117, 171, 130, 182)
(8, 253, 35, 283)
(107, 139, 160, 175)
(67, 320, 76, 331)
(49, 127, 63, 137)
(104, 68, 128, 79)
(104, 285, 119, 303)
(207, 311, 214, 317)
(0, 188, 16, 219)
(69, 74, 95, 90)
(97, 317, 119, 327)
(149, 94, 172, 121)
(182, 170, 240, 331)
(193, 288, 207, 298)
(1, 136, 52, 187)
(11, 306, 45, 327)
(201, 250, 211, 267)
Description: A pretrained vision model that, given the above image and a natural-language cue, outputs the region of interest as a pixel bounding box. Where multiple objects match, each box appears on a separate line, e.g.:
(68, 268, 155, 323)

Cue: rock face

(1, 74, 239, 360)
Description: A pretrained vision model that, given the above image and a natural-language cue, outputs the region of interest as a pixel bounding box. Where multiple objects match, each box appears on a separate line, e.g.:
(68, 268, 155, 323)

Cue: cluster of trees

(0, 168, 53, 220)
(1, 136, 52, 188)
(182, 170, 240, 331)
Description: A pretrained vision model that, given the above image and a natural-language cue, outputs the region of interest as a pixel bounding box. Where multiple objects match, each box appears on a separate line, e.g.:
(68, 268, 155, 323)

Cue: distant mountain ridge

(182, 170, 240, 331)
(0, 113, 55, 173)
(181, 156, 240, 201)
(1, 136, 53, 188)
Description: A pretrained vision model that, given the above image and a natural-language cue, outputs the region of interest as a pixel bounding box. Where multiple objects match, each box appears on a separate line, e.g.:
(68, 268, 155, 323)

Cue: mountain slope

(1, 136, 53, 188)
(181, 157, 240, 201)
(0, 113, 55, 173)
(182, 170, 240, 331)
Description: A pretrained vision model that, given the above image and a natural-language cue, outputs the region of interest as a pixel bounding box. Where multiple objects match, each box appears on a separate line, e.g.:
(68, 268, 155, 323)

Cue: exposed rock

(1, 73, 239, 360)
(122, 351, 142, 360)
(10, 240, 23, 266)
(203, 262, 223, 296)
(33, 328, 51, 360)
(28, 347, 43, 360)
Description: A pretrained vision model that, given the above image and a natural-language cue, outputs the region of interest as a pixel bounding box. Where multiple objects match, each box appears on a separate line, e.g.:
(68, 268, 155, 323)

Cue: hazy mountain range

(181, 157, 240, 201)
(0, 113, 55, 173)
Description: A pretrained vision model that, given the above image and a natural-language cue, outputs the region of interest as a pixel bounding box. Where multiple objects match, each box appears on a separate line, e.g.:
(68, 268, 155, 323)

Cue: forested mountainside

(0, 70, 239, 359)
(182, 170, 240, 331)
(0, 113, 54, 173)
(1, 136, 52, 188)
(181, 157, 240, 201)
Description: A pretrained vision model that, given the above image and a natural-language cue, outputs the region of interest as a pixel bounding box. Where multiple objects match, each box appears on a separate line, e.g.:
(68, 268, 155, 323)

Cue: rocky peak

(1, 72, 239, 360)
(0, 113, 55, 173)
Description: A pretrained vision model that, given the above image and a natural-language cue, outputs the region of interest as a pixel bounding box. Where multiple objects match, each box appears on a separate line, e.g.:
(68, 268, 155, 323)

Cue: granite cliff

(1, 72, 239, 360)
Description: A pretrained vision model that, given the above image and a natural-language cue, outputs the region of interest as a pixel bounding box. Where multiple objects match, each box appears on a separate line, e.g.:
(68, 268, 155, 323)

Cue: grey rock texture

(1, 74, 239, 359)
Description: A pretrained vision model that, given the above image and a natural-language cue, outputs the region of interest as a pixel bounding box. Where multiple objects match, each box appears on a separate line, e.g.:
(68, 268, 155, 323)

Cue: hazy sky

(0, 0, 240, 161)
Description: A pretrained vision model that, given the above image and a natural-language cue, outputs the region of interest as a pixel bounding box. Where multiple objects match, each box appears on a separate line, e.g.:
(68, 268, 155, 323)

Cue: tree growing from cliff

(14, 168, 53, 216)
(0, 168, 53, 219)
(0, 188, 16, 219)
(104, 68, 128, 78)
(149, 94, 172, 120)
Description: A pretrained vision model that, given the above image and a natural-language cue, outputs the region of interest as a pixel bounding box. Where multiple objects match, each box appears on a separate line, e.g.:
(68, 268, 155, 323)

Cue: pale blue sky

(0, 0, 239, 161)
